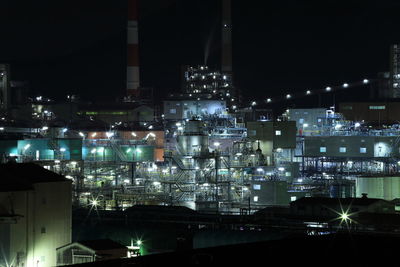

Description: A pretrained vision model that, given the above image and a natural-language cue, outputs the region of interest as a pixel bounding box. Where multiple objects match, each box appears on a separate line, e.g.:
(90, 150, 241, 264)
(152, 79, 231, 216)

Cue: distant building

(338, 102, 400, 123)
(78, 103, 154, 124)
(0, 163, 72, 267)
(56, 239, 128, 265)
(390, 44, 400, 98)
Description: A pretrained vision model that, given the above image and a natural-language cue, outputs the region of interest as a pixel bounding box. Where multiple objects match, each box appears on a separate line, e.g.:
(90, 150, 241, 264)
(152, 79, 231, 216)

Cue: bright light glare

(340, 212, 349, 221)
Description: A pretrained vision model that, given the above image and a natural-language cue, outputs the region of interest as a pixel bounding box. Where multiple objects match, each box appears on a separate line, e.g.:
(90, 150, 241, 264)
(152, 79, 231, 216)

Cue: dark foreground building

(62, 232, 398, 267)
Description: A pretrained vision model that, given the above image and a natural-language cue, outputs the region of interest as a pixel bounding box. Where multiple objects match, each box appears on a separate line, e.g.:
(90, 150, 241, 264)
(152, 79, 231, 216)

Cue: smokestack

(0, 64, 11, 110)
(127, 0, 140, 98)
(221, 0, 232, 74)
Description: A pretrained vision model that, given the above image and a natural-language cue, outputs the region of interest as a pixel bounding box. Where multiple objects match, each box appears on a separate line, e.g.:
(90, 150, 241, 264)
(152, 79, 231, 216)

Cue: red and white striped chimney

(127, 0, 140, 98)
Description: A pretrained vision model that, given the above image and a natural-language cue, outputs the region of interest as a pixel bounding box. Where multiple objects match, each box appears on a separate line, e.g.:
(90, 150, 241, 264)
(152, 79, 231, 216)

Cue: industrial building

(0, 163, 72, 267)
(1, 0, 400, 224)
(3, 85, 400, 215)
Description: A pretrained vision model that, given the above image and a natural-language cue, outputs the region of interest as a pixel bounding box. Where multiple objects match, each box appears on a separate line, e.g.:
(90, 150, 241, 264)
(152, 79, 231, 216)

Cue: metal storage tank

(356, 176, 400, 200)
(178, 120, 208, 155)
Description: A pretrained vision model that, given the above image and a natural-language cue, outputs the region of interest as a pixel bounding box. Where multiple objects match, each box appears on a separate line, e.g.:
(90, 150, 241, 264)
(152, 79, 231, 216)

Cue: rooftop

(292, 196, 390, 206)
(0, 162, 69, 192)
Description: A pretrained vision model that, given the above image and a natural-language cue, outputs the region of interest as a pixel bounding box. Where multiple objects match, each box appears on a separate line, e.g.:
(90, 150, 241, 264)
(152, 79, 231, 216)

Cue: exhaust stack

(127, 0, 140, 98)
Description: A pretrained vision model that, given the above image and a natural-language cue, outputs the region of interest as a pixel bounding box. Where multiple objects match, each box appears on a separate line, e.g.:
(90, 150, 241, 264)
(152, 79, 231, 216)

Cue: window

(290, 196, 297, 202)
(41, 227, 46, 234)
(169, 109, 176, 114)
(285, 172, 291, 177)
(253, 184, 261, 190)
(299, 118, 304, 124)
(253, 196, 259, 202)
(339, 147, 347, 153)
(369, 105, 385, 110)
(275, 130, 281, 136)
(320, 147, 326, 153)
(360, 147, 367, 153)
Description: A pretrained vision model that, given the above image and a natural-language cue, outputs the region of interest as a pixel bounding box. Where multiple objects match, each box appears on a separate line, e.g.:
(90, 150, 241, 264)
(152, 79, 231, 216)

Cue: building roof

(77, 239, 127, 251)
(292, 197, 390, 207)
(0, 162, 69, 192)
(61, 233, 400, 267)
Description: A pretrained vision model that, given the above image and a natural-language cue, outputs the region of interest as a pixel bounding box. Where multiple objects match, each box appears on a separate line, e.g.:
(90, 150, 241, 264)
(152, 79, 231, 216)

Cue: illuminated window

(253, 196, 259, 202)
(291, 196, 297, 202)
(339, 147, 347, 153)
(275, 130, 281, 136)
(360, 147, 367, 153)
(253, 184, 261, 190)
(299, 118, 304, 124)
(369, 105, 385, 110)
(169, 109, 176, 114)
(320, 147, 326, 153)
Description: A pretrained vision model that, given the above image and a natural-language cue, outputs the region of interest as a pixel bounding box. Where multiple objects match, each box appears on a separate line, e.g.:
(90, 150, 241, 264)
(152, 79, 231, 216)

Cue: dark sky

(1, 0, 400, 104)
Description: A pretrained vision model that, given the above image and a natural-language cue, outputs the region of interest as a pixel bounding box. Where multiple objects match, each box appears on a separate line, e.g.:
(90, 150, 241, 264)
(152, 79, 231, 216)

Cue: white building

(0, 162, 72, 267)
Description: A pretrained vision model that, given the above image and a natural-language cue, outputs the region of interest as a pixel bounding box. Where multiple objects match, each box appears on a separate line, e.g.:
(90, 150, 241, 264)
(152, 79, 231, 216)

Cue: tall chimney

(221, 0, 232, 74)
(127, 0, 140, 98)
(0, 64, 11, 110)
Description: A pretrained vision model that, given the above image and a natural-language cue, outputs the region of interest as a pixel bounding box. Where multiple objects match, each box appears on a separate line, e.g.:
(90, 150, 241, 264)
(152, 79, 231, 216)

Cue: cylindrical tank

(178, 120, 208, 155)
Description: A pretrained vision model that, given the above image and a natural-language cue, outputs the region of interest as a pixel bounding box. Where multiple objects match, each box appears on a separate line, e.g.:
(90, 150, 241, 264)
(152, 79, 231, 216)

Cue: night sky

(1, 0, 400, 105)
